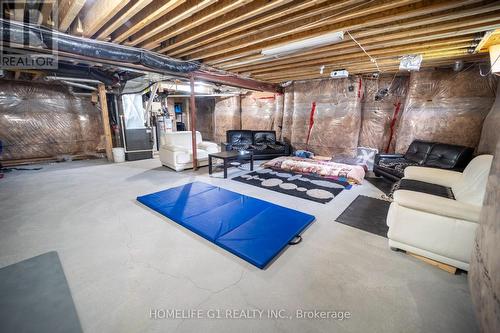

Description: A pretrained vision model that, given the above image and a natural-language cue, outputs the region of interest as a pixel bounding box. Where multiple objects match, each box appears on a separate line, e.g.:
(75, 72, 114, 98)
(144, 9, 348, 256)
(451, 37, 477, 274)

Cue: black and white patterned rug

(232, 169, 347, 203)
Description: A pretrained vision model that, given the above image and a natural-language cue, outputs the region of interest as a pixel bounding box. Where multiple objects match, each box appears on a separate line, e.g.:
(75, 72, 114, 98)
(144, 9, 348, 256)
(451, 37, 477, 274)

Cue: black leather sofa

(374, 140, 474, 181)
(222, 130, 291, 160)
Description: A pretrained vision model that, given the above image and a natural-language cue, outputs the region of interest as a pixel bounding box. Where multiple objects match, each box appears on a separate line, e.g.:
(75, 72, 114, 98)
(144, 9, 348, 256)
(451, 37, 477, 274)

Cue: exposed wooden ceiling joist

(183, 0, 429, 61)
(157, 0, 299, 54)
(110, 0, 186, 43)
(94, 0, 154, 40)
(125, 0, 218, 46)
(218, 0, 494, 70)
(138, 0, 253, 49)
(244, 39, 474, 77)
(160, 0, 352, 55)
(77, 0, 130, 37)
(58, 0, 86, 32)
(197, 0, 488, 64)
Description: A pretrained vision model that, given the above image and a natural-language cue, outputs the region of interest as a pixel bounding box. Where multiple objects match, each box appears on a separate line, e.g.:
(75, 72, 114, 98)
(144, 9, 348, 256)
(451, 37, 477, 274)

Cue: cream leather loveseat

(386, 155, 493, 271)
(159, 131, 219, 171)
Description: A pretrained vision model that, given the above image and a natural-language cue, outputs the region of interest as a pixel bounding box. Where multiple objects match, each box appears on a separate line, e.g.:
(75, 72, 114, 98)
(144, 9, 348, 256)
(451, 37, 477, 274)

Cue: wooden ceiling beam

(94, 0, 153, 40)
(37, 0, 54, 27)
(262, 52, 482, 82)
(184, 0, 438, 61)
(169, 0, 348, 57)
(124, 0, 217, 47)
(138, 0, 253, 49)
(213, 6, 499, 70)
(13, 1, 25, 22)
(77, 0, 130, 37)
(231, 32, 479, 73)
(220, 1, 493, 70)
(58, 0, 86, 32)
(254, 47, 472, 80)
(202, 0, 490, 65)
(111, 0, 186, 43)
(244, 40, 473, 77)
(157, 0, 298, 54)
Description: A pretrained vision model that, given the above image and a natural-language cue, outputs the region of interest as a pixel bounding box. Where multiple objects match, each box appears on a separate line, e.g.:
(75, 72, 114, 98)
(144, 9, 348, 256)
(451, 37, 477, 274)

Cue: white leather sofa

(386, 155, 493, 271)
(159, 131, 219, 171)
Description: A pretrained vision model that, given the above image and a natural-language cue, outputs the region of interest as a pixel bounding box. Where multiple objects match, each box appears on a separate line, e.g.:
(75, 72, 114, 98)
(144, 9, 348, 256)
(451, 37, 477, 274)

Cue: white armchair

(159, 131, 219, 171)
(386, 155, 493, 271)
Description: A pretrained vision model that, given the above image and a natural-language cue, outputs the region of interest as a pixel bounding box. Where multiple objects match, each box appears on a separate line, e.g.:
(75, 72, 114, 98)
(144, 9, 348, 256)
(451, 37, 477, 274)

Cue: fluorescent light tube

(262, 31, 344, 56)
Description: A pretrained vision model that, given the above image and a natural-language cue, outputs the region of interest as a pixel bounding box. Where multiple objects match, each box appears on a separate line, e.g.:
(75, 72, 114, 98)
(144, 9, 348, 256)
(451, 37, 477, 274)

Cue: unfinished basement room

(1, 1, 500, 332)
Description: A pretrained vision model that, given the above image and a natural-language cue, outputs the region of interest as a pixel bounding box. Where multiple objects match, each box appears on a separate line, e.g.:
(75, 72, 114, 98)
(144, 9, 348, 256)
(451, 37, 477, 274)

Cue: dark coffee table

(208, 150, 253, 178)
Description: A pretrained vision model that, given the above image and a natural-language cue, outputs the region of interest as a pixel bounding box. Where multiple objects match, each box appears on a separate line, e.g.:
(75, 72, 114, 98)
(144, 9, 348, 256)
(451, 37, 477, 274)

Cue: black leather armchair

(374, 140, 474, 181)
(222, 130, 291, 160)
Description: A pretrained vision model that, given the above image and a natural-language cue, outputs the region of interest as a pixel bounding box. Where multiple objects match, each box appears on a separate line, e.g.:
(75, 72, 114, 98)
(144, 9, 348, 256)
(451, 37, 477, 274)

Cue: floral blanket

(262, 156, 366, 184)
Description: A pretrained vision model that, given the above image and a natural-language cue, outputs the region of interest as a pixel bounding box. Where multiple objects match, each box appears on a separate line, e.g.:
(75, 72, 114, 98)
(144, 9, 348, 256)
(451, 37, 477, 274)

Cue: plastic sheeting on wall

(0, 80, 104, 162)
(122, 94, 145, 129)
(241, 92, 276, 130)
(195, 97, 215, 141)
(214, 96, 240, 143)
(478, 83, 500, 154)
(359, 75, 409, 153)
(273, 93, 284, 140)
(394, 68, 497, 154)
(289, 77, 363, 157)
(281, 85, 294, 144)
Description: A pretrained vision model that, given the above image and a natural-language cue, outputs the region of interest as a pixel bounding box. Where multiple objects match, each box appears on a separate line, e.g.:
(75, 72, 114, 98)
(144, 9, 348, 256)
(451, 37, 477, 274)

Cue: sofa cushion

(378, 157, 419, 178)
(253, 131, 276, 145)
(396, 179, 455, 199)
(227, 130, 253, 145)
(404, 140, 434, 164)
(425, 143, 472, 169)
(164, 131, 202, 149)
(175, 149, 209, 164)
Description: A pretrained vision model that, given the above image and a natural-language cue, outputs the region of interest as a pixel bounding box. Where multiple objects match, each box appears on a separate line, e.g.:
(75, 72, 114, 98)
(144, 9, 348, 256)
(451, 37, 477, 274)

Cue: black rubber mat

(335, 195, 391, 237)
(0, 251, 82, 333)
(365, 177, 395, 195)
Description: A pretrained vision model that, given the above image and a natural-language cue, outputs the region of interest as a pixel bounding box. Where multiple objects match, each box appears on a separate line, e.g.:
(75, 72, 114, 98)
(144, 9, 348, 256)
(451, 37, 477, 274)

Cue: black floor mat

(0, 252, 82, 333)
(365, 177, 395, 195)
(233, 169, 346, 204)
(335, 195, 391, 237)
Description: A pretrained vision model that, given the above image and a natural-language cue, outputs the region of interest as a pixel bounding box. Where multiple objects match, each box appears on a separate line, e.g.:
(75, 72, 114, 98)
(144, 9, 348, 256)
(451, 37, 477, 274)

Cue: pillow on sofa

(253, 131, 276, 145)
(404, 140, 434, 164)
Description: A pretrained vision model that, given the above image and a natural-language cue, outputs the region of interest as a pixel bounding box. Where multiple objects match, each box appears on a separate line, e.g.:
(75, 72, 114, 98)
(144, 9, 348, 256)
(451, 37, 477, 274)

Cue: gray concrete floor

(0, 158, 478, 333)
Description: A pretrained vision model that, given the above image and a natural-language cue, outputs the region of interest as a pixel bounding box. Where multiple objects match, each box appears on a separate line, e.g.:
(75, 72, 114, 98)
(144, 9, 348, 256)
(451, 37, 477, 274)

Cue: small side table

(208, 150, 254, 179)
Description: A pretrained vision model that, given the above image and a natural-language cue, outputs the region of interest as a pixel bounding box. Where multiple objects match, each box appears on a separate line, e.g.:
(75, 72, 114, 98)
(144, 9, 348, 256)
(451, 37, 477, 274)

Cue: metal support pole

(189, 74, 198, 170)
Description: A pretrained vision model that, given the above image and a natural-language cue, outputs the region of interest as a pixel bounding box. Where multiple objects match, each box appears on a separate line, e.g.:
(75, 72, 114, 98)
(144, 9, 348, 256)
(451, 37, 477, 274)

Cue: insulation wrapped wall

(0, 80, 104, 162)
(241, 92, 276, 130)
(281, 85, 294, 143)
(195, 97, 215, 141)
(470, 138, 500, 333)
(478, 83, 500, 154)
(290, 77, 363, 157)
(214, 96, 240, 143)
(394, 68, 496, 154)
(359, 75, 409, 152)
(273, 93, 284, 140)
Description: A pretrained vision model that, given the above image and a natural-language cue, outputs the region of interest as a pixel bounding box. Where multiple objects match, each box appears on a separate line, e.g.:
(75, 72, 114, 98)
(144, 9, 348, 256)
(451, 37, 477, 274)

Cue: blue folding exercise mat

(137, 182, 315, 269)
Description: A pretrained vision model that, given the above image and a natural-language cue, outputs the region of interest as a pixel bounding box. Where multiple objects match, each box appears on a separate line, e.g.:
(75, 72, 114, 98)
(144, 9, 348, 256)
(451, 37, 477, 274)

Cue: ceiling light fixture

(261, 31, 344, 57)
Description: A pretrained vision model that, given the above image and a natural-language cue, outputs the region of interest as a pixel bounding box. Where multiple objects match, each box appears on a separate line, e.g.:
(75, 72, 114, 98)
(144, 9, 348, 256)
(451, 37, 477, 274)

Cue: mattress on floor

(137, 182, 315, 268)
